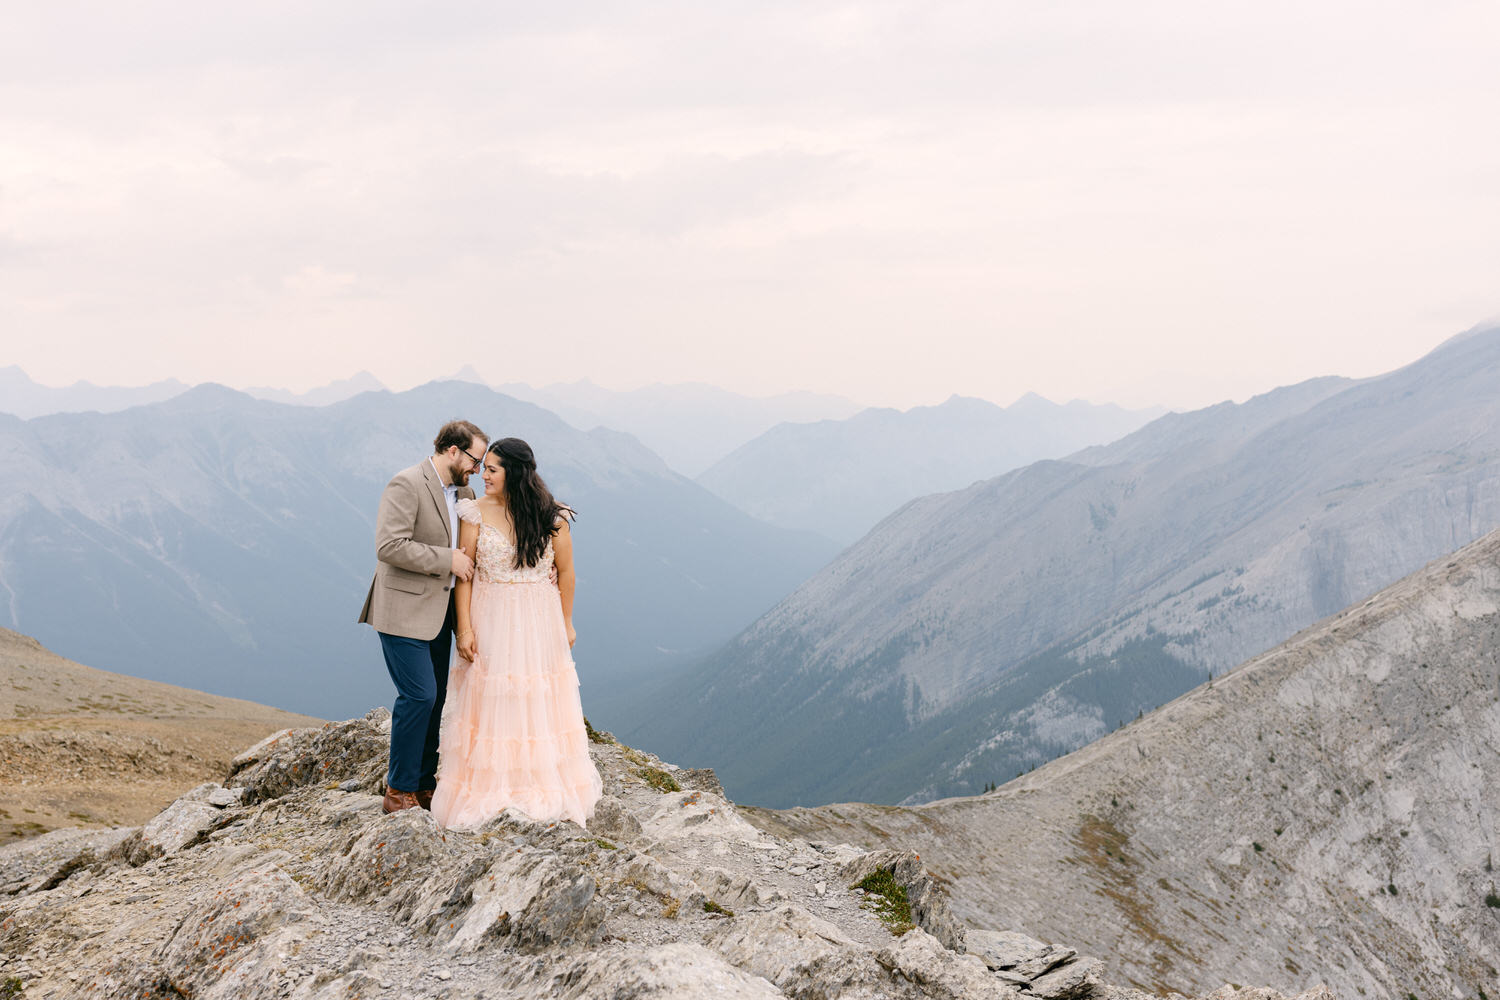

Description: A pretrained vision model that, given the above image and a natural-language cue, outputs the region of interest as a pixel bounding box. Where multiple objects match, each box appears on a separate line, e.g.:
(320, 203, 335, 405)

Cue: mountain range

(0, 382, 837, 720)
(697, 393, 1164, 545)
(0, 366, 192, 419)
(242, 371, 388, 406)
(480, 373, 864, 477)
(620, 325, 1500, 808)
(749, 527, 1500, 998)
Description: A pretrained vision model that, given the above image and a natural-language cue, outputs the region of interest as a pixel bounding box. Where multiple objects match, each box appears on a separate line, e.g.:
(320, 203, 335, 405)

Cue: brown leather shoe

(382, 788, 420, 814)
(416, 789, 434, 811)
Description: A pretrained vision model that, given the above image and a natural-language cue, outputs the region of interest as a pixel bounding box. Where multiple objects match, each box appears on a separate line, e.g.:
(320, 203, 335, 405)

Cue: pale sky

(2, 1, 1497, 411)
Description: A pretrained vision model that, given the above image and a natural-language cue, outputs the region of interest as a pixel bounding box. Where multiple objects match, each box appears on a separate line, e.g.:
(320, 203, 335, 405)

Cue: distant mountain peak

(448, 365, 489, 385)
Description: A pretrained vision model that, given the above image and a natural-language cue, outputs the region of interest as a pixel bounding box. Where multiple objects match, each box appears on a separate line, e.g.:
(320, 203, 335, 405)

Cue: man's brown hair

(433, 420, 487, 455)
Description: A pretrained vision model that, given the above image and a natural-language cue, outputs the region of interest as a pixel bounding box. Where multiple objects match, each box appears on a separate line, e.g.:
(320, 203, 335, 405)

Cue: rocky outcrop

(0, 714, 1330, 999)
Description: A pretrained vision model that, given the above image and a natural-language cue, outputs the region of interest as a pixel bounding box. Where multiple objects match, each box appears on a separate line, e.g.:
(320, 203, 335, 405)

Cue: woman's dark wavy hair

(488, 437, 574, 569)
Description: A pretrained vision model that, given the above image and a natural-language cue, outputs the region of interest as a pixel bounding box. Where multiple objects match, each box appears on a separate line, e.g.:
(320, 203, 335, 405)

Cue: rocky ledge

(0, 711, 1333, 999)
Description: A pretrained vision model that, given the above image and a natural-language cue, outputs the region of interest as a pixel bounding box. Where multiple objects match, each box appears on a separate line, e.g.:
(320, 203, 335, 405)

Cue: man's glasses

(461, 447, 485, 470)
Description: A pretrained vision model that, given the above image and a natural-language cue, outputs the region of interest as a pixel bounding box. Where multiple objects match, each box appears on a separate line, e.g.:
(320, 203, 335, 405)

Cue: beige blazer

(358, 459, 476, 640)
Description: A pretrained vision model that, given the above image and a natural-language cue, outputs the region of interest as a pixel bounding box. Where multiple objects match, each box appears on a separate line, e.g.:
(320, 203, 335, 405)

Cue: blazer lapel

(421, 459, 453, 539)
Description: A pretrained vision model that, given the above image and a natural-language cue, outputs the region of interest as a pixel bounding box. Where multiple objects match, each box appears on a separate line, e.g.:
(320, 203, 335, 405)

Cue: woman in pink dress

(430, 437, 602, 829)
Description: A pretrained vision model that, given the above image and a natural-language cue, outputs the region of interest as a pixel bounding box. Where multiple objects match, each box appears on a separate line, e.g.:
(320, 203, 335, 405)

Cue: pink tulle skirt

(432, 580, 602, 829)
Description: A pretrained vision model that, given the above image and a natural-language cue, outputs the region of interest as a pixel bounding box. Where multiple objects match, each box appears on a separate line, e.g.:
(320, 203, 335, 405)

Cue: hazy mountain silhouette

(698, 394, 1164, 545)
(480, 376, 863, 476)
(0, 382, 837, 721)
(0, 366, 191, 419)
(242, 371, 387, 406)
(620, 325, 1500, 808)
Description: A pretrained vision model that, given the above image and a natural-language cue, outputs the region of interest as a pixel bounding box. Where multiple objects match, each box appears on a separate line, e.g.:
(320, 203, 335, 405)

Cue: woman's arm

(454, 519, 480, 661)
(553, 520, 576, 647)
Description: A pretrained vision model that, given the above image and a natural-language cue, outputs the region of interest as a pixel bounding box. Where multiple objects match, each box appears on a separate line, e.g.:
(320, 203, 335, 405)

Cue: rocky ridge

(1, 713, 1329, 999)
(745, 529, 1500, 998)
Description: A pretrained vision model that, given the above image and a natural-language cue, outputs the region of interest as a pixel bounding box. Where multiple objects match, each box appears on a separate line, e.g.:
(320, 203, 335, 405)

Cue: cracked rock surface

(1, 710, 1333, 999)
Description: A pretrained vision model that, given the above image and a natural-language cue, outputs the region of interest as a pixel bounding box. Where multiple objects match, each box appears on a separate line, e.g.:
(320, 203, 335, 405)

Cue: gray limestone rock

(691, 865, 764, 910)
(228, 709, 389, 803)
(134, 798, 222, 860)
(675, 766, 727, 797)
(704, 904, 893, 998)
(541, 941, 784, 998)
(1029, 955, 1103, 1000)
(589, 793, 645, 844)
(207, 786, 245, 807)
(875, 927, 1019, 1000)
(967, 928, 1088, 983)
(0, 826, 133, 896)
(148, 862, 317, 999)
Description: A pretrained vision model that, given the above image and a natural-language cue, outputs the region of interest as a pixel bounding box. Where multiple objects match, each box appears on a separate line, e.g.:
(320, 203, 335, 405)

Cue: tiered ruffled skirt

(431, 579, 602, 829)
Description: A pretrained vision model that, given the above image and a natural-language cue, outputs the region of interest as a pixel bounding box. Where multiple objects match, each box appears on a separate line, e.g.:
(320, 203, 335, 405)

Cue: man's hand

(451, 549, 474, 581)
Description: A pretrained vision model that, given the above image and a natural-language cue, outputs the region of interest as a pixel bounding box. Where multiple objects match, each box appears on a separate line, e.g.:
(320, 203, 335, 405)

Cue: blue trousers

(379, 606, 454, 793)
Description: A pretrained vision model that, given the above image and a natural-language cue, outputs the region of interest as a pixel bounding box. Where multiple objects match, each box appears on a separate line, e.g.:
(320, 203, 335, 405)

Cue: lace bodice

(457, 498, 556, 584)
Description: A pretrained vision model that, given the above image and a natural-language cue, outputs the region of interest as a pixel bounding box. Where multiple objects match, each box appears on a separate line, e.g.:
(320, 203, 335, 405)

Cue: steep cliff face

(623, 326, 1500, 806)
(748, 529, 1500, 999)
(1, 712, 1330, 1000)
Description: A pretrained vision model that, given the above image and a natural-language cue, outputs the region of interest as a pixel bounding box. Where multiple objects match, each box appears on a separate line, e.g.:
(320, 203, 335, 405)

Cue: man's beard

(446, 457, 470, 487)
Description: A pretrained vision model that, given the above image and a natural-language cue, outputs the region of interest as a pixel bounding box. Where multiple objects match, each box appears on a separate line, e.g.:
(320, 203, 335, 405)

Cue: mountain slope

(698, 394, 1163, 545)
(621, 326, 1500, 807)
(0, 382, 838, 721)
(0, 627, 319, 841)
(747, 528, 1500, 999)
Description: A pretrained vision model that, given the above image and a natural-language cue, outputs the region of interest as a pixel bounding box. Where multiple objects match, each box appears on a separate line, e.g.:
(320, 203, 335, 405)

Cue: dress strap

(455, 497, 483, 526)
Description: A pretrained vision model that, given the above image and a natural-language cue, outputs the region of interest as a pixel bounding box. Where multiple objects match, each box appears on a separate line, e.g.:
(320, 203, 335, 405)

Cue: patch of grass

(1388, 883, 1399, 896)
(584, 717, 614, 744)
(588, 837, 618, 851)
(703, 899, 733, 917)
(1485, 892, 1500, 908)
(1, 977, 23, 998)
(1252, 842, 1264, 853)
(638, 767, 681, 793)
(662, 896, 680, 919)
(854, 867, 915, 936)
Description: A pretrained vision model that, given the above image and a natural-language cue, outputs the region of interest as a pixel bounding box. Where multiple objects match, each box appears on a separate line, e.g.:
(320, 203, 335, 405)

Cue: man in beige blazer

(359, 419, 487, 813)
